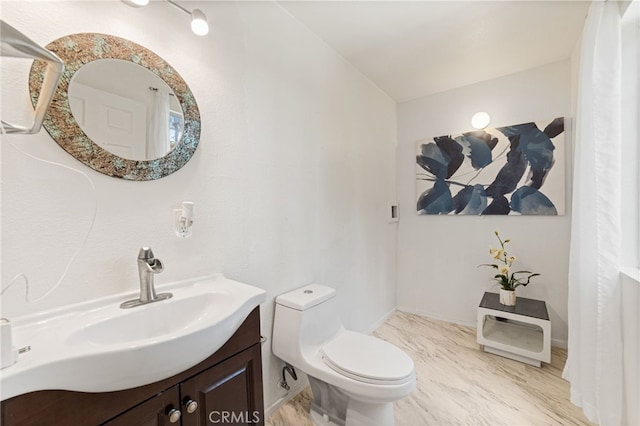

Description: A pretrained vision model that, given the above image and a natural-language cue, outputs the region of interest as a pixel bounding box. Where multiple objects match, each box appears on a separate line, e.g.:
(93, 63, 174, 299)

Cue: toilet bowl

(272, 284, 415, 426)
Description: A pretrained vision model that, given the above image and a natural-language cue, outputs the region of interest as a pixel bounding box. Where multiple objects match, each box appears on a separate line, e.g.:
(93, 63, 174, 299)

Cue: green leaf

(513, 273, 540, 288)
(479, 264, 499, 269)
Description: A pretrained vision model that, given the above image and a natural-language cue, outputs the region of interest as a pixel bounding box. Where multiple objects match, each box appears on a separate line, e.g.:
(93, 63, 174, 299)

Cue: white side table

(477, 292, 551, 367)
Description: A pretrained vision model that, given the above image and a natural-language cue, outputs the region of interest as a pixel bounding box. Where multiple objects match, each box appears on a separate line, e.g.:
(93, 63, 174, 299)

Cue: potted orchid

(479, 231, 540, 305)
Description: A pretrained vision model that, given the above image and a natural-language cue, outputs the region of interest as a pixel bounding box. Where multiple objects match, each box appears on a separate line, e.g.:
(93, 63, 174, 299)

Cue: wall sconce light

(471, 112, 491, 130)
(121, 0, 209, 36)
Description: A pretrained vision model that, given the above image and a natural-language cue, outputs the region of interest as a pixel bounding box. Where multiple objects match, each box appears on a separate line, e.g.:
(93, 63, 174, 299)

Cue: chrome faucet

(120, 247, 172, 309)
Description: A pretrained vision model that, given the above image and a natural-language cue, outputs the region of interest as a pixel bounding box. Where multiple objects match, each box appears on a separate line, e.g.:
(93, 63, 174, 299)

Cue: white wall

(396, 60, 573, 346)
(0, 1, 398, 411)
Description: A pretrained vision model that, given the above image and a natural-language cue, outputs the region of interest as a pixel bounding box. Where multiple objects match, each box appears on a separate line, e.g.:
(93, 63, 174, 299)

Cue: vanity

(0, 275, 266, 426)
(2, 307, 263, 425)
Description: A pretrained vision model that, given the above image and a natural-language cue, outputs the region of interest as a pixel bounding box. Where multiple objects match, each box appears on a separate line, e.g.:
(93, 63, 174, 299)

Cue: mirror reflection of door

(69, 83, 147, 159)
(67, 59, 183, 161)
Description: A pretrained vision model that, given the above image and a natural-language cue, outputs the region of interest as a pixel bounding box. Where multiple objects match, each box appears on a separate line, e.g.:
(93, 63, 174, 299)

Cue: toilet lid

(320, 331, 414, 383)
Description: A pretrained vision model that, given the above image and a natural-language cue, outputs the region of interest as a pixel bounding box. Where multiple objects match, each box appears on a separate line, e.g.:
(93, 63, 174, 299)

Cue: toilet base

(310, 408, 343, 426)
(345, 399, 394, 426)
(308, 376, 395, 426)
(309, 376, 347, 425)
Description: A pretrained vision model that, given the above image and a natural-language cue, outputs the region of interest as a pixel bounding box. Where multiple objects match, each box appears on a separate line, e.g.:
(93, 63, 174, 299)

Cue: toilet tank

(272, 284, 343, 363)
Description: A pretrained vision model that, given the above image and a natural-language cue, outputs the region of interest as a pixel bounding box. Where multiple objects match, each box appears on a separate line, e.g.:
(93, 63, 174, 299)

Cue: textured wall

(396, 60, 573, 347)
(0, 1, 398, 411)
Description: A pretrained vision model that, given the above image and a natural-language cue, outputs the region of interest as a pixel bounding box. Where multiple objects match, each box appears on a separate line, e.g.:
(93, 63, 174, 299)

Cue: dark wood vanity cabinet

(1, 308, 265, 426)
(179, 344, 262, 426)
(104, 385, 181, 426)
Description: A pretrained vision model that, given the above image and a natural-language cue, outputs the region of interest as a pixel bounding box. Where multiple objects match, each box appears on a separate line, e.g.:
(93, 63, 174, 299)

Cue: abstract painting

(416, 117, 565, 215)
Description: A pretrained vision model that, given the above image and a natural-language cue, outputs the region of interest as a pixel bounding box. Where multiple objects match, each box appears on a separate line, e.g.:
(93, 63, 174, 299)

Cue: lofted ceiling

(278, 1, 590, 102)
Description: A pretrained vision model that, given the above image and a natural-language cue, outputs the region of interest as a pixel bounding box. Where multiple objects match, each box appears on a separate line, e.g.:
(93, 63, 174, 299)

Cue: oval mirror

(29, 33, 200, 180)
(68, 59, 183, 161)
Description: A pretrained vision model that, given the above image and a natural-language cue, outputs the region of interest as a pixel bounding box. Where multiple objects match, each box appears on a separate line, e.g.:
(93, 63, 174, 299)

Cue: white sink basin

(0, 274, 266, 401)
(66, 292, 234, 346)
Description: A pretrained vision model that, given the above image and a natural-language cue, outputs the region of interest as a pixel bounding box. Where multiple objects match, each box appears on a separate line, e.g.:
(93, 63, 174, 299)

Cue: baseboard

(397, 305, 568, 349)
(364, 307, 397, 334)
(397, 305, 477, 328)
(551, 338, 568, 349)
(264, 380, 309, 418)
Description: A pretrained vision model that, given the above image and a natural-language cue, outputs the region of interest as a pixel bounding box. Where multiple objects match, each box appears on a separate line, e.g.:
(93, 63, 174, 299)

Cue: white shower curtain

(563, 1, 624, 424)
(148, 90, 170, 159)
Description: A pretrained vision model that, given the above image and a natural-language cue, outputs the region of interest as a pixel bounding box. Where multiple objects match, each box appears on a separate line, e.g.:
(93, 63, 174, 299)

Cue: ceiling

(278, 1, 590, 102)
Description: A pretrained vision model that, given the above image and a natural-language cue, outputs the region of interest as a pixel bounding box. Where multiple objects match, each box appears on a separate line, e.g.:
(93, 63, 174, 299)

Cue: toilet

(272, 284, 415, 426)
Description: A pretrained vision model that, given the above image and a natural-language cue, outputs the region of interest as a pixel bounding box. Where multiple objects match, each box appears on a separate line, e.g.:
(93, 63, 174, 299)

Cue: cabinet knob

(185, 399, 198, 414)
(167, 408, 182, 423)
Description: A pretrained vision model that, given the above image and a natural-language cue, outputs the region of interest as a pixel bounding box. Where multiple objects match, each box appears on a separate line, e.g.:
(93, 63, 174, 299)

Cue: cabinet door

(103, 385, 181, 426)
(180, 344, 264, 426)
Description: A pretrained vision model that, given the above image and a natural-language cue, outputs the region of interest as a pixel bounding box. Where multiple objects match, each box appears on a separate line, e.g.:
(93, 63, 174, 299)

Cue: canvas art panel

(415, 117, 566, 215)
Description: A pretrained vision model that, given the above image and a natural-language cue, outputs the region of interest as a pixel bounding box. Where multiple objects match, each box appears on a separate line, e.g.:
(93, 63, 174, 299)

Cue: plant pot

(499, 289, 516, 306)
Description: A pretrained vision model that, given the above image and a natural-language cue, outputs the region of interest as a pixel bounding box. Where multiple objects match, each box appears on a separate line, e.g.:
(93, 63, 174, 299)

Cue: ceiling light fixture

(471, 112, 491, 130)
(121, 0, 209, 36)
(167, 0, 209, 36)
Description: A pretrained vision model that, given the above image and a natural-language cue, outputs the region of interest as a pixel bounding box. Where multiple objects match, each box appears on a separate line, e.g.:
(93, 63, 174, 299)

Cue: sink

(0, 274, 266, 401)
(66, 292, 234, 346)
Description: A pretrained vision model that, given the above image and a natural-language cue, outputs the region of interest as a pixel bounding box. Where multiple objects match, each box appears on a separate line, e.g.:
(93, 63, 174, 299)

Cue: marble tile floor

(267, 311, 594, 426)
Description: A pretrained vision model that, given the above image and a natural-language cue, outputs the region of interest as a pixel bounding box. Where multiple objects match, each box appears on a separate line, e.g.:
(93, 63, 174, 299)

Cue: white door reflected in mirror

(68, 59, 183, 161)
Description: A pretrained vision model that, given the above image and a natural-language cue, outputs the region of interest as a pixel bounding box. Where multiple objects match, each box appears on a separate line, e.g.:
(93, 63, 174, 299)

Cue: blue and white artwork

(416, 117, 565, 215)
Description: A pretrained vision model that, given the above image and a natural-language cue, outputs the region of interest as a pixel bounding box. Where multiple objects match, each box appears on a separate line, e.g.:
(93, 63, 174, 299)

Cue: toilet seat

(320, 331, 414, 385)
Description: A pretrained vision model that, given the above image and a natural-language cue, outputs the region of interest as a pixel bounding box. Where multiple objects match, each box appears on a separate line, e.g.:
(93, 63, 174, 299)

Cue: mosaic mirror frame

(29, 33, 201, 180)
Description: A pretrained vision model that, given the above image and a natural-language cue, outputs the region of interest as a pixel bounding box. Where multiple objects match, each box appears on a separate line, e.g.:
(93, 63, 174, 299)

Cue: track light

(166, 0, 209, 36)
(121, 0, 209, 36)
(190, 9, 209, 36)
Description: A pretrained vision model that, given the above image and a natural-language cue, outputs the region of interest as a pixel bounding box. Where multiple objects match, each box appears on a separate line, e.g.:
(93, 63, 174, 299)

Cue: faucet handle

(138, 247, 155, 261)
